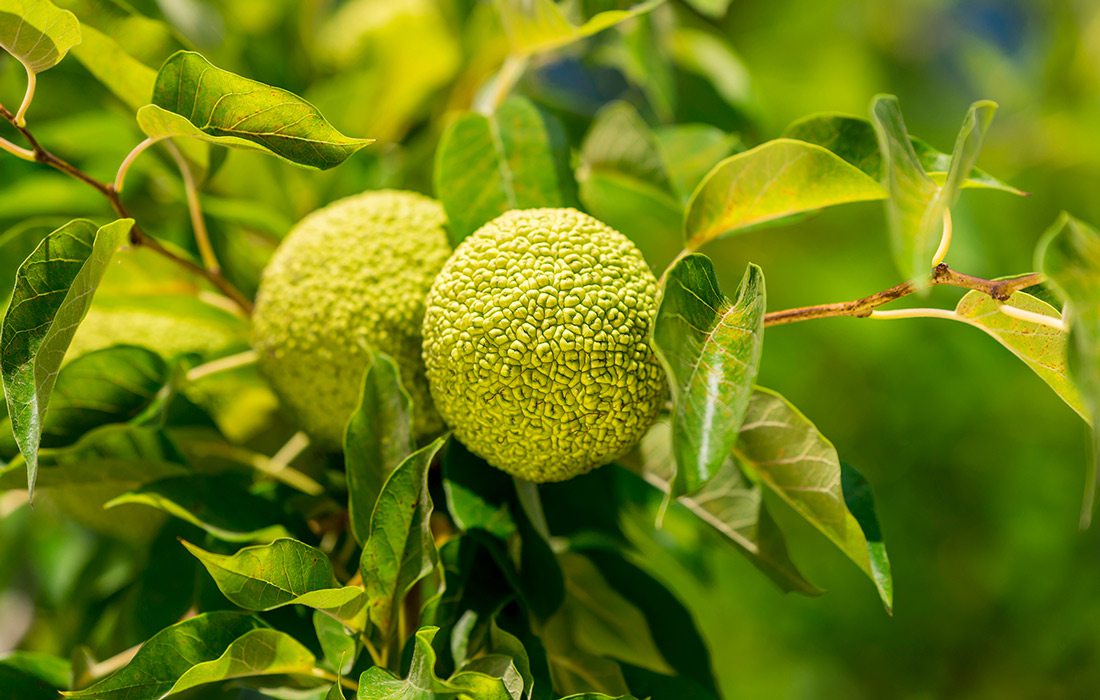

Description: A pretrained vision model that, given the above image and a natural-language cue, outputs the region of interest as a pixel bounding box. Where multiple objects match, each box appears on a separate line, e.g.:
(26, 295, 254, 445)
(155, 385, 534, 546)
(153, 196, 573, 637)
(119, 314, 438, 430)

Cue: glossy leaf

(1037, 213, 1100, 526)
(345, 351, 415, 546)
(785, 112, 1022, 195)
(493, 0, 662, 57)
(0, 0, 80, 74)
(435, 97, 570, 245)
(106, 474, 291, 543)
(628, 422, 819, 596)
(735, 387, 893, 611)
(183, 538, 367, 628)
(1, 218, 132, 496)
(65, 611, 267, 699)
(954, 290, 1085, 419)
(653, 256, 766, 495)
(684, 139, 885, 248)
(138, 51, 371, 169)
(360, 435, 449, 646)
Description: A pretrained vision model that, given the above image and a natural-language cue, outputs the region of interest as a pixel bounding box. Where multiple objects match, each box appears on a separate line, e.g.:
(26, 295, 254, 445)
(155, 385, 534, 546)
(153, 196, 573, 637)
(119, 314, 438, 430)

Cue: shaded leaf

(138, 51, 371, 169)
(494, 0, 662, 57)
(1037, 213, 1100, 526)
(183, 538, 366, 628)
(653, 256, 766, 495)
(954, 290, 1084, 419)
(65, 611, 266, 699)
(345, 351, 414, 546)
(684, 139, 884, 248)
(785, 112, 1022, 195)
(435, 97, 571, 245)
(314, 611, 357, 676)
(0, 0, 80, 74)
(1, 218, 132, 496)
(360, 435, 449, 646)
(735, 387, 893, 611)
(654, 124, 740, 203)
(443, 440, 517, 540)
(0, 652, 70, 700)
(106, 473, 292, 543)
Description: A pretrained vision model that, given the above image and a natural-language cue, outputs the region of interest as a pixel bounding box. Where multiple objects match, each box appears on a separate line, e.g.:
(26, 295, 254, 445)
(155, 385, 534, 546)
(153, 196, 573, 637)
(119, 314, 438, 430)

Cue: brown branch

(764, 263, 1045, 327)
(0, 103, 254, 315)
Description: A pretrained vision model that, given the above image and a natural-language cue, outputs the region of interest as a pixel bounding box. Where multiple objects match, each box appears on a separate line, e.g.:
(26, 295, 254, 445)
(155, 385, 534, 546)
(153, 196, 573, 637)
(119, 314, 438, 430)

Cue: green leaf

(64, 19, 155, 110)
(314, 611, 357, 676)
(0, 0, 80, 74)
(654, 124, 740, 203)
(183, 538, 367, 628)
(653, 256, 766, 495)
(735, 387, 893, 611)
(1037, 213, 1100, 526)
(138, 51, 371, 170)
(65, 611, 267, 699)
(871, 97, 997, 285)
(345, 351, 415, 546)
(1, 218, 132, 496)
(106, 474, 292, 543)
(684, 139, 885, 248)
(360, 435, 449, 646)
(784, 112, 1023, 195)
(577, 102, 682, 272)
(435, 97, 571, 246)
(165, 628, 317, 697)
(0, 652, 70, 700)
(954, 290, 1085, 420)
(443, 440, 517, 540)
(4, 344, 172, 450)
(493, 0, 663, 57)
(625, 424, 820, 596)
(450, 613, 534, 700)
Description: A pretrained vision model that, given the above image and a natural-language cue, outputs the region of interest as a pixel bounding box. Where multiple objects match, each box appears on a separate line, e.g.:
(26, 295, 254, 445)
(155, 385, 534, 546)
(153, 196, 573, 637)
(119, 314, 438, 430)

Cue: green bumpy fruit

(423, 208, 666, 482)
(252, 190, 451, 448)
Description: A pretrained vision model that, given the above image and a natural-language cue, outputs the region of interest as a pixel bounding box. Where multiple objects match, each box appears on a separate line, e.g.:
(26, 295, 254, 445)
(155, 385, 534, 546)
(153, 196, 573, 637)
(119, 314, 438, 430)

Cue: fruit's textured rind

(253, 190, 451, 448)
(423, 208, 665, 482)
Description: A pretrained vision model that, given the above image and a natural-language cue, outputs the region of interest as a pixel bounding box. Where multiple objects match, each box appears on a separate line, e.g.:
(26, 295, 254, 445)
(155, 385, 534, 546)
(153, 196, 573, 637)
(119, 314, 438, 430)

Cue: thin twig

(0, 102, 254, 315)
(185, 350, 259, 382)
(764, 264, 1045, 327)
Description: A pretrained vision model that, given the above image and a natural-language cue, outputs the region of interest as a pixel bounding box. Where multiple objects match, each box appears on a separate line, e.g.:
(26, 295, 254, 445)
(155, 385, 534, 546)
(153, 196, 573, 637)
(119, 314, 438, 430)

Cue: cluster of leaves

(0, 1, 1097, 699)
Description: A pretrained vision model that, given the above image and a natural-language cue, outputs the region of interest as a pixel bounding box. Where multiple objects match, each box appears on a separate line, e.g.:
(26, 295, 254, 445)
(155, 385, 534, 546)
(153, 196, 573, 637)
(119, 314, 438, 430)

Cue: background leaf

(653, 256, 766, 494)
(434, 97, 572, 246)
(139, 51, 371, 169)
(684, 139, 885, 248)
(1, 218, 132, 495)
(345, 351, 414, 546)
(1038, 213, 1100, 525)
(493, 0, 662, 57)
(0, 0, 80, 74)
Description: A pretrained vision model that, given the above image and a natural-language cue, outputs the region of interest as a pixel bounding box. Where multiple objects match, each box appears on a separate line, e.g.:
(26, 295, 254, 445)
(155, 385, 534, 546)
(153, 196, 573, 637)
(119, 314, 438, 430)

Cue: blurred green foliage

(1, 0, 1098, 697)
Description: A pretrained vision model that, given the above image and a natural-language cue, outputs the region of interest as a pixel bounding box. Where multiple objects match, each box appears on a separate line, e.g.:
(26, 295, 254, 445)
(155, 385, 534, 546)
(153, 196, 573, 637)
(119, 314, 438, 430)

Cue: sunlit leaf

(435, 97, 571, 245)
(494, 0, 663, 57)
(183, 538, 367, 628)
(684, 139, 885, 248)
(1, 218, 132, 496)
(106, 474, 292, 543)
(1037, 213, 1100, 526)
(64, 611, 267, 699)
(653, 256, 765, 495)
(360, 435, 449, 647)
(165, 629, 317, 696)
(345, 351, 415, 546)
(734, 387, 893, 611)
(0, 0, 80, 74)
(785, 112, 1023, 195)
(954, 290, 1085, 420)
(137, 51, 371, 169)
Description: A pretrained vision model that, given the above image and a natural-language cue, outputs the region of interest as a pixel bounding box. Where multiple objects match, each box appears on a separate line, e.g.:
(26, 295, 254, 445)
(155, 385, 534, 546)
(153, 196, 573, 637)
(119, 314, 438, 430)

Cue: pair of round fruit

(252, 191, 665, 483)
